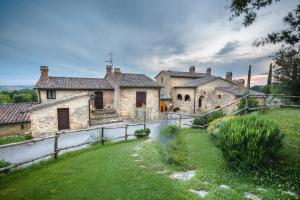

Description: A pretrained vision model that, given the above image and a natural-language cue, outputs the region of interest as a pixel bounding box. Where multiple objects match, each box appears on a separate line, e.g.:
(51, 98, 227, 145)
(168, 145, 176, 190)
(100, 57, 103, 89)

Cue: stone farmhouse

(0, 65, 264, 137)
(156, 66, 264, 114)
(27, 65, 161, 136)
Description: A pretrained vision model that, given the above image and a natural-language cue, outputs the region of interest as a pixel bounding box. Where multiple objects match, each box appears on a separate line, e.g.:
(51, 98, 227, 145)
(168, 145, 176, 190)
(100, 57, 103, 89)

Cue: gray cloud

(216, 41, 240, 56)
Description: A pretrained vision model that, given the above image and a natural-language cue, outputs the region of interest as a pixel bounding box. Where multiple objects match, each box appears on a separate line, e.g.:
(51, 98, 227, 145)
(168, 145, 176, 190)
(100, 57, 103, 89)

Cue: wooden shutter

(136, 92, 146, 107)
(94, 91, 103, 109)
(57, 108, 70, 130)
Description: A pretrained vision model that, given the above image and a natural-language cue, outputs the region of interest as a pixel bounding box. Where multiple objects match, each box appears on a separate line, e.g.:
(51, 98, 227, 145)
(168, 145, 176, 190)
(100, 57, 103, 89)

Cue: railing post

(54, 132, 59, 159)
(101, 127, 104, 146)
(179, 114, 182, 128)
(125, 124, 128, 141)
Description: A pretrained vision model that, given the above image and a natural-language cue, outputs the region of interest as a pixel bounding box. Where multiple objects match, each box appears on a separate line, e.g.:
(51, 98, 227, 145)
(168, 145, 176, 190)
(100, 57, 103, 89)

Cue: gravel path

(0, 117, 193, 165)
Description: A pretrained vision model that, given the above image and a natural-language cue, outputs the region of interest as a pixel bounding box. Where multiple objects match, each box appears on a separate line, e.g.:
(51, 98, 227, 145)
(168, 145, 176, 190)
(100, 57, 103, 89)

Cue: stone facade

(173, 79, 234, 113)
(39, 89, 114, 109)
(173, 88, 195, 113)
(30, 94, 90, 136)
(118, 88, 160, 121)
(0, 123, 31, 137)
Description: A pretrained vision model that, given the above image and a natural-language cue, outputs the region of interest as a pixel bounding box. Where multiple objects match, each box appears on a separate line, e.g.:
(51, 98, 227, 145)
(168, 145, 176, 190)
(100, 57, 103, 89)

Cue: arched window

(177, 94, 182, 100)
(184, 95, 191, 101)
(199, 96, 204, 108)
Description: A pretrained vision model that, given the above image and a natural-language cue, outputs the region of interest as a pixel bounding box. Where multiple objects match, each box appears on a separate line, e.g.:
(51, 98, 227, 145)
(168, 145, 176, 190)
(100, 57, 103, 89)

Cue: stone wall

(39, 89, 114, 109)
(0, 122, 31, 137)
(30, 94, 90, 136)
(170, 77, 197, 98)
(118, 88, 160, 121)
(173, 88, 195, 113)
(155, 72, 172, 96)
(195, 79, 233, 113)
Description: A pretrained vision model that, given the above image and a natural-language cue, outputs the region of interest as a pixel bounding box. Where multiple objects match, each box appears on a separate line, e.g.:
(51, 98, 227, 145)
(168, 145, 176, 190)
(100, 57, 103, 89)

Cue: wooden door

(57, 108, 70, 130)
(136, 91, 146, 107)
(95, 91, 103, 109)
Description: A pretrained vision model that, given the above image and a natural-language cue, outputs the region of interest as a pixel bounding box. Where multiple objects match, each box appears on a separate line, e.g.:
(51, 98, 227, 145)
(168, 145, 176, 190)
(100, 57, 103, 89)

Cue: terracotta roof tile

(113, 73, 162, 88)
(0, 103, 37, 125)
(34, 76, 114, 90)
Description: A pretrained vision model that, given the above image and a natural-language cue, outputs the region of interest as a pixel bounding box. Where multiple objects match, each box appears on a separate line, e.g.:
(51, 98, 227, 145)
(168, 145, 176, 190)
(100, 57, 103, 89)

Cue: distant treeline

(0, 89, 38, 103)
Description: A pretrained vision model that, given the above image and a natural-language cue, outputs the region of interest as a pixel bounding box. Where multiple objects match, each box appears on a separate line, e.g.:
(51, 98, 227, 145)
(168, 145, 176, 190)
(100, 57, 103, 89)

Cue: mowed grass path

(0, 108, 299, 199)
(0, 140, 194, 200)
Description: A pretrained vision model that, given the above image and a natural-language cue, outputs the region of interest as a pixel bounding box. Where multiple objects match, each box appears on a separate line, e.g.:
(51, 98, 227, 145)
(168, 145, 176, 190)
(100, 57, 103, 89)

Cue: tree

(247, 64, 252, 90)
(229, 0, 300, 48)
(12, 93, 33, 103)
(272, 47, 300, 96)
(0, 93, 13, 103)
(265, 63, 273, 93)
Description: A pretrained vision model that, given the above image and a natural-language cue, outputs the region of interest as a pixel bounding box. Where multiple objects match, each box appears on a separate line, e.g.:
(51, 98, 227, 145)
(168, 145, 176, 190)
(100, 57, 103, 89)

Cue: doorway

(95, 91, 103, 109)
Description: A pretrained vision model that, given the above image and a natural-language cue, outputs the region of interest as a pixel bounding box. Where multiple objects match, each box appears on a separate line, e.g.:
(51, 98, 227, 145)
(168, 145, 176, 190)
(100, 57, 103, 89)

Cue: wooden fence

(1, 94, 299, 172)
(0, 122, 149, 172)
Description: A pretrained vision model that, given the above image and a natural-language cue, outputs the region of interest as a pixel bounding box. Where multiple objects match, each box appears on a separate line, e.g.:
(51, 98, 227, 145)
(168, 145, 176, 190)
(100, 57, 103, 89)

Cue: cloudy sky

(0, 0, 298, 85)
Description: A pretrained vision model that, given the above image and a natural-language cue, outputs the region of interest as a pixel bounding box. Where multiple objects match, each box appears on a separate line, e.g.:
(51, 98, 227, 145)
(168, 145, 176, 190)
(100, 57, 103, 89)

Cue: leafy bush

(207, 116, 238, 138)
(157, 124, 189, 169)
(215, 115, 284, 168)
(192, 110, 224, 127)
(134, 128, 151, 138)
(237, 97, 259, 111)
(24, 132, 33, 140)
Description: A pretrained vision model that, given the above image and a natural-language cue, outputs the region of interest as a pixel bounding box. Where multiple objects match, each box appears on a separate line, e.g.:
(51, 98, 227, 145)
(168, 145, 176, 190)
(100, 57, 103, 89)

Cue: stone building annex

(0, 65, 264, 136)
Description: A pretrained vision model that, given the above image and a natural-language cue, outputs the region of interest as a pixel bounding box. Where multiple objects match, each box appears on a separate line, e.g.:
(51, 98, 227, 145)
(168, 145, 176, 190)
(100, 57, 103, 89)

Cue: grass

(0, 133, 32, 145)
(0, 108, 299, 199)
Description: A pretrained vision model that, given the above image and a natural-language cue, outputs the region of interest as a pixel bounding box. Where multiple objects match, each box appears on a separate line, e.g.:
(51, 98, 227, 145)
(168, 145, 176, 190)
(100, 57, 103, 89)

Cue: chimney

(237, 79, 245, 88)
(106, 64, 113, 76)
(40, 66, 49, 81)
(226, 72, 232, 82)
(206, 68, 211, 76)
(189, 66, 196, 74)
(114, 68, 121, 80)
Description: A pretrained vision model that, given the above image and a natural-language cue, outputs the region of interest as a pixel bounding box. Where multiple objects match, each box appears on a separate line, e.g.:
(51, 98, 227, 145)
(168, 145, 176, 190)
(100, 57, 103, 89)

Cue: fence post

(125, 124, 128, 141)
(245, 95, 249, 114)
(54, 132, 58, 159)
(179, 114, 182, 128)
(143, 109, 146, 131)
(101, 127, 104, 146)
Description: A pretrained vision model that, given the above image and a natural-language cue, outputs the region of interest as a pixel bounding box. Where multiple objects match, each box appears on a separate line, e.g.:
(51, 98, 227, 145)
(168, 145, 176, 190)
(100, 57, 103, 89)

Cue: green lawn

(0, 108, 299, 200)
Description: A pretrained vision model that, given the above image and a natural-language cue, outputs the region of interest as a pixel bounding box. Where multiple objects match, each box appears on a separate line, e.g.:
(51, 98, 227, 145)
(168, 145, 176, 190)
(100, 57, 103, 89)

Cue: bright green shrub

(207, 116, 238, 138)
(157, 124, 189, 169)
(216, 115, 284, 168)
(192, 110, 224, 127)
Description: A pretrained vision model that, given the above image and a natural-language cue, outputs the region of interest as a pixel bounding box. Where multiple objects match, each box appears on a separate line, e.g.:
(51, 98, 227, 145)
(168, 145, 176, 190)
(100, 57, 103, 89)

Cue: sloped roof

(216, 87, 265, 97)
(160, 88, 172, 100)
(34, 76, 114, 90)
(0, 103, 37, 125)
(113, 73, 162, 88)
(28, 92, 90, 111)
(174, 76, 220, 88)
(155, 70, 210, 79)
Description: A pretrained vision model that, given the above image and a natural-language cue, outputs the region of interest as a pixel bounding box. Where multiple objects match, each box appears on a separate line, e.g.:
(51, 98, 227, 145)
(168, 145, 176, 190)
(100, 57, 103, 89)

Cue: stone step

(92, 113, 119, 120)
(93, 109, 116, 115)
(90, 118, 123, 126)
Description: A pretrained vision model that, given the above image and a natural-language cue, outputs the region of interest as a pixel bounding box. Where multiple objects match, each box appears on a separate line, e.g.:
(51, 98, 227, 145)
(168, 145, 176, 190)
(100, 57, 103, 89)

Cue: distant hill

(0, 85, 34, 91)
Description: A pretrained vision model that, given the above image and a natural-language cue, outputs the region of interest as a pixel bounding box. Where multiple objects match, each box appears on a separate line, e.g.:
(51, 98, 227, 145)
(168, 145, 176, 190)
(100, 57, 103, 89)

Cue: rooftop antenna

(105, 53, 113, 66)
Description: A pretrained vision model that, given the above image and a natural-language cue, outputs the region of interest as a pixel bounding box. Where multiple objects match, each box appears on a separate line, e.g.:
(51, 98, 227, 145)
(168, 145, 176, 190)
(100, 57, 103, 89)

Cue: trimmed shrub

(134, 128, 151, 138)
(207, 116, 238, 138)
(215, 115, 284, 168)
(157, 124, 189, 169)
(192, 110, 224, 127)
(24, 132, 33, 140)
